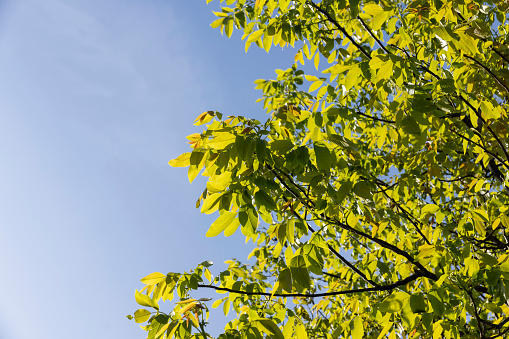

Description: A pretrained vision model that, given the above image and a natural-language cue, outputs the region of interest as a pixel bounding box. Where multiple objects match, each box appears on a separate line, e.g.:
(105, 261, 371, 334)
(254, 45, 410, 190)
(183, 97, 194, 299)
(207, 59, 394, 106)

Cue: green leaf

(135, 290, 159, 310)
(337, 180, 353, 202)
(378, 291, 410, 313)
(134, 309, 152, 323)
(314, 141, 332, 173)
(256, 139, 267, 162)
(270, 139, 294, 154)
(478, 252, 498, 266)
(254, 190, 278, 211)
(289, 255, 311, 289)
(409, 294, 427, 313)
(401, 116, 421, 135)
(206, 211, 237, 237)
(438, 79, 455, 93)
(428, 293, 445, 316)
(200, 260, 213, 267)
(255, 319, 284, 339)
(353, 181, 372, 199)
(278, 268, 292, 292)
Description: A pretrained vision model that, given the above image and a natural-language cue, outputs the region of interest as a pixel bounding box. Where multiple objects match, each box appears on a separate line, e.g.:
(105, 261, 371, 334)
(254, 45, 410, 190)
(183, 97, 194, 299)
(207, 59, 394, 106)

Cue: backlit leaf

(378, 292, 410, 313)
(141, 272, 166, 285)
(134, 309, 152, 323)
(206, 211, 237, 237)
(135, 290, 159, 310)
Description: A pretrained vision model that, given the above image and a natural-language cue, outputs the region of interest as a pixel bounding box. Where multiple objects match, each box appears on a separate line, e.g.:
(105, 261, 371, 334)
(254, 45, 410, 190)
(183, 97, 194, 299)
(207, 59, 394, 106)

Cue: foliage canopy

(128, 0, 509, 338)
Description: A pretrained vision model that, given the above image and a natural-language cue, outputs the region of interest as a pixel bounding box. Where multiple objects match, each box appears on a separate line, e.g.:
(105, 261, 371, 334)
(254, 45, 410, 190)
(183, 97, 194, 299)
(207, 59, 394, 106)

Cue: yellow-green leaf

(344, 65, 361, 91)
(255, 319, 284, 339)
(135, 290, 159, 310)
(378, 291, 410, 313)
(295, 321, 308, 339)
(134, 309, 152, 323)
(169, 152, 191, 167)
(364, 3, 384, 16)
(376, 59, 393, 83)
(352, 317, 364, 338)
(308, 80, 323, 92)
(201, 192, 222, 214)
(140, 272, 166, 285)
(207, 132, 236, 149)
(247, 30, 264, 43)
(206, 211, 237, 237)
(422, 204, 439, 214)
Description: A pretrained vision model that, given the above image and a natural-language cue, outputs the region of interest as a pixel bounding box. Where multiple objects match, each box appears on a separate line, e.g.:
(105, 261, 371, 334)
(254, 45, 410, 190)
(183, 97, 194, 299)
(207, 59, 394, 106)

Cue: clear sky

(0, 1, 297, 338)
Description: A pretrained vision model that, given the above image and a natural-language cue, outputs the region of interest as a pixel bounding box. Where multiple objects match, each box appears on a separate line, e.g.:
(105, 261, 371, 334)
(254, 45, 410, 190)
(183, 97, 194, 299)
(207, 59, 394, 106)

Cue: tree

(127, 0, 509, 338)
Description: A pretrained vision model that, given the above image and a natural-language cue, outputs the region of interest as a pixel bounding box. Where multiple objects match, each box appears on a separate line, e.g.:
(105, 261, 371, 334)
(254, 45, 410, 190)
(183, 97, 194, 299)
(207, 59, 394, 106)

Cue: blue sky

(0, 1, 297, 338)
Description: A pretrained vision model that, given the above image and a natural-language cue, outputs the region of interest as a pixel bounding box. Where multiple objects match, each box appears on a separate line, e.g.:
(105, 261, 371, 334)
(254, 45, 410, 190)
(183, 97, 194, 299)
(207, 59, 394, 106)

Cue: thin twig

(467, 289, 485, 338)
(379, 186, 431, 245)
(451, 129, 509, 170)
(354, 110, 395, 124)
(308, 1, 372, 60)
(465, 55, 509, 94)
(493, 47, 509, 65)
(357, 15, 392, 55)
(319, 213, 437, 280)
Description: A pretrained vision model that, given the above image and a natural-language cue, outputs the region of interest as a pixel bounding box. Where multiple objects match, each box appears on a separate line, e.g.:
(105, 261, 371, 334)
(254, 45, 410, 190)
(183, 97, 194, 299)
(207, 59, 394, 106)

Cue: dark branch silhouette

(197, 272, 424, 298)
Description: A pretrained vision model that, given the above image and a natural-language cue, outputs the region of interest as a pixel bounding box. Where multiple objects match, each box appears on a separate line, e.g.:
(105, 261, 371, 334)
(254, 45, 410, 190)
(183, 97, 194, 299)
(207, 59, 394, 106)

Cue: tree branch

(197, 272, 424, 298)
(320, 214, 437, 280)
(492, 47, 509, 65)
(272, 165, 379, 287)
(267, 163, 437, 281)
(284, 195, 380, 287)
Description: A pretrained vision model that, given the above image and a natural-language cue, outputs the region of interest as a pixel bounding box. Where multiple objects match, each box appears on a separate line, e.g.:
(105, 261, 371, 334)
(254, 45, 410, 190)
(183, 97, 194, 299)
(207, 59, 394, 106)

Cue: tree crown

(128, 0, 509, 338)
